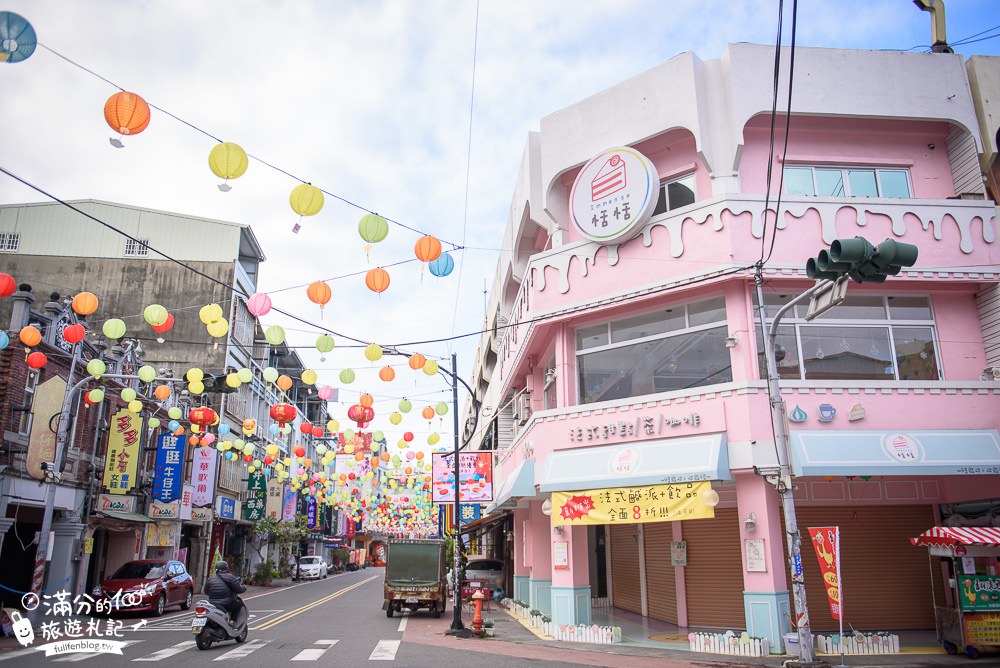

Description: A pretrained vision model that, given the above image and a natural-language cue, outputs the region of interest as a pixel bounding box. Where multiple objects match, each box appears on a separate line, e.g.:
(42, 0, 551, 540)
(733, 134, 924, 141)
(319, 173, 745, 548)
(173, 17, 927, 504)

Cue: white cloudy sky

(1, 1, 998, 445)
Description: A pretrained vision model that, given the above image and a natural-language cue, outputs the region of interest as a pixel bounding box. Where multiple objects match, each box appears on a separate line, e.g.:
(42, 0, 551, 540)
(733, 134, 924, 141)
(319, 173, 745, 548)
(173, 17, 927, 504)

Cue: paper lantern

(264, 325, 285, 346)
(151, 313, 174, 340)
(226, 372, 240, 388)
(364, 343, 383, 361)
(0, 12, 37, 64)
(326, 419, 339, 433)
(207, 318, 229, 338)
(389, 412, 402, 425)
(347, 404, 374, 427)
(378, 366, 395, 382)
(311, 425, 324, 438)
(294, 445, 306, 458)
(276, 374, 293, 391)
(414, 235, 442, 262)
(88, 388, 105, 404)
(86, 359, 106, 378)
(306, 281, 332, 312)
(263, 367, 279, 383)
(339, 368, 355, 384)
(128, 400, 143, 413)
(246, 292, 271, 317)
(71, 292, 99, 316)
(398, 398, 412, 413)
(208, 142, 248, 191)
(138, 365, 156, 383)
(102, 318, 126, 340)
(121, 388, 137, 403)
(18, 325, 41, 347)
(407, 354, 425, 371)
(154, 385, 171, 400)
(143, 304, 168, 327)
(186, 368, 204, 383)
(26, 351, 46, 369)
(189, 380, 205, 395)
(62, 323, 86, 344)
(422, 359, 439, 376)
(359, 393, 374, 408)
(358, 213, 389, 244)
(199, 303, 223, 324)
(301, 369, 317, 385)
(290, 183, 324, 233)
(428, 252, 455, 277)
(421, 406, 435, 420)
(365, 267, 390, 293)
(317, 385, 333, 400)
(104, 91, 151, 143)
(242, 418, 256, 433)
(188, 407, 218, 427)
(435, 401, 449, 415)
(235, 368, 252, 384)
(0, 273, 15, 297)
(316, 334, 335, 355)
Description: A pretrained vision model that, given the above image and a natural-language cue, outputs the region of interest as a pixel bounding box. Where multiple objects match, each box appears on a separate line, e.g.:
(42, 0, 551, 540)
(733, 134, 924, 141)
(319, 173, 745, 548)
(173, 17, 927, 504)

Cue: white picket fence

(591, 596, 611, 608)
(816, 633, 900, 655)
(553, 623, 622, 644)
(688, 631, 771, 657)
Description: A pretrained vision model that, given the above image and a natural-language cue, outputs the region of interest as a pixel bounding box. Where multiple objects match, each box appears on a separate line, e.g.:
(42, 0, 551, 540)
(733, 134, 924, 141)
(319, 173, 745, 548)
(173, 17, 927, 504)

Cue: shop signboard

(807, 526, 842, 621)
(962, 612, 1000, 646)
(148, 500, 179, 520)
(151, 434, 183, 503)
(190, 506, 212, 522)
(191, 445, 217, 507)
(431, 452, 493, 503)
(958, 575, 1000, 611)
(216, 495, 237, 521)
(179, 484, 193, 520)
(568, 146, 659, 244)
(550, 481, 714, 526)
(266, 477, 284, 520)
(282, 485, 296, 522)
(102, 409, 143, 494)
(244, 472, 266, 522)
(307, 498, 319, 530)
(98, 494, 136, 513)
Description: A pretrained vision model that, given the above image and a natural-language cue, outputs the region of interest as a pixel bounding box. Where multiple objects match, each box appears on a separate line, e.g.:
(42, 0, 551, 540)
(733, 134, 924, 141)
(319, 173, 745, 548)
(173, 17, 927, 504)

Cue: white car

(296, 556, 328, 580)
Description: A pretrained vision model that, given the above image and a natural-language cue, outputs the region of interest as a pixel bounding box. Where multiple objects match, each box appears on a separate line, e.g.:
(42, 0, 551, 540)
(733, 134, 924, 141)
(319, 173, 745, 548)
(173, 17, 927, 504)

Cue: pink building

(468, 43, 1000, 651)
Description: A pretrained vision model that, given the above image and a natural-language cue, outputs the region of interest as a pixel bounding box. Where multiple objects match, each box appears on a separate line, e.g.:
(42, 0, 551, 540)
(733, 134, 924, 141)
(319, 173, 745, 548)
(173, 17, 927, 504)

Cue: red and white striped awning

(910, 526, 1000, 547)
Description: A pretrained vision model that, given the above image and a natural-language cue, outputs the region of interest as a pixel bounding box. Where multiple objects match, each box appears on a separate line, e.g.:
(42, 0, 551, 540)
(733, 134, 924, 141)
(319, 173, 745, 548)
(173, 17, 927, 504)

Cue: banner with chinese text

(282, 485, 296, 522)
(102, 409, 142, 494)
(307, 498, 319, 529)
(244, 472, 266, 521)
(152, 434, 183, 502)
(807, 526, 842, 621)
(958, 575, 1000, 611)
(190, 445, 217, 507)
(266, 477, 284, 520)
(550, 482, 714, 526)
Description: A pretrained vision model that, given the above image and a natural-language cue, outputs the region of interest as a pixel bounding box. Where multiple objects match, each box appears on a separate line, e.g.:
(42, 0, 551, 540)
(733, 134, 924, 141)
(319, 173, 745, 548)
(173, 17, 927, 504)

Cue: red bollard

(471, 590, 485, 633)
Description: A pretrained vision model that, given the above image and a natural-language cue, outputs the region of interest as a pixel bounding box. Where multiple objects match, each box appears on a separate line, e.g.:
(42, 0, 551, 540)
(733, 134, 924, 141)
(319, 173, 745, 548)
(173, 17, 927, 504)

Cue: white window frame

(0, 232, 20, 253)
(783, 165, 912, 198)
(652, 173, 697, 216)
(124, 238, 150, 257)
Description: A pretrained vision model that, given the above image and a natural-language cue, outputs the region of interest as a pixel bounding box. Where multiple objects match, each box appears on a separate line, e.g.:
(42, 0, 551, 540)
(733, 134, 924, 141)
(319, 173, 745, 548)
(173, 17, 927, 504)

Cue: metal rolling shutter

(681, 508, 746, 628)
(784, 505, 943, 631)
(644, 521, 678, 623)
(610, 523, 642, 614)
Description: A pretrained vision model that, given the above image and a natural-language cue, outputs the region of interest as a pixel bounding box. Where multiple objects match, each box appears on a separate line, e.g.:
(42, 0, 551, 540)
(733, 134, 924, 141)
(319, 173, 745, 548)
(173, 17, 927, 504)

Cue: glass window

(799, 325, 894, 380)
(576, 324, 608, 350)
(848, 169, 878, 197)
(816, 169, 845, 196)
(893, 326, 940, 380)
(688, 297, 726, 326)
(887, 295, 932, 320)
(611, 309, 684, 343)
(811, 295, 886, 321)
(879, 170, 911, 198)
(653, 174, 696, 216)
(783, 167, 815, 196)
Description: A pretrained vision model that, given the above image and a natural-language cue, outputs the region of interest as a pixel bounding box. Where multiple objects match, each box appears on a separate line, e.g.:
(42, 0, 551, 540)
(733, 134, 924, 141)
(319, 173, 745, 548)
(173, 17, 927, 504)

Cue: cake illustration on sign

(591, 154, 626, 201)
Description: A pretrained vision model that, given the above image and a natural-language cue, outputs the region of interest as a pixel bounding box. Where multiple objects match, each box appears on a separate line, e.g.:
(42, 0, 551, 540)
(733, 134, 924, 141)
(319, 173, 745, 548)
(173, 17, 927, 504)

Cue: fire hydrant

(471, 590, 485, 634)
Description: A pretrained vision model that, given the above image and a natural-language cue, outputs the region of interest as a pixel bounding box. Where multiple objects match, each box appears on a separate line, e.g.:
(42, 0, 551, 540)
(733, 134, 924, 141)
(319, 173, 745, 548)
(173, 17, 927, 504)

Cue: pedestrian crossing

(0, 638, 403, 662)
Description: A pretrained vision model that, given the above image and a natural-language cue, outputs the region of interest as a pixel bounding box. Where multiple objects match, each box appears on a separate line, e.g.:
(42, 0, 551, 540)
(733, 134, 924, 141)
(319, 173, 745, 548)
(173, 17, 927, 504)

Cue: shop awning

(910, 526, 1000, 548)
(483, 458, 535, 514)
(538, 434, 729, 493)
(790, 429, 1000, 477)
(96, 510, 156, 523)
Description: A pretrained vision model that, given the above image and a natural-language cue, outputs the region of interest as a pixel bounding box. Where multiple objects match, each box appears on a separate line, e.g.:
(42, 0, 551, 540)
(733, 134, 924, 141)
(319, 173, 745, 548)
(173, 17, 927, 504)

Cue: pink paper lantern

(317, 385, 334, 401)
(247, 292, 272, 317)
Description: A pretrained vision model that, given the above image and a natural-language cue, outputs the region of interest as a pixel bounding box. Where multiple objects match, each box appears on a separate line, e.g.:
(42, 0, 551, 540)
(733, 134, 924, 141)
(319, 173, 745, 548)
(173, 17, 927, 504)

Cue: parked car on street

(463, 557, 504, 596)
(296, 555, 328, 580)
(92, 559, 194, 616)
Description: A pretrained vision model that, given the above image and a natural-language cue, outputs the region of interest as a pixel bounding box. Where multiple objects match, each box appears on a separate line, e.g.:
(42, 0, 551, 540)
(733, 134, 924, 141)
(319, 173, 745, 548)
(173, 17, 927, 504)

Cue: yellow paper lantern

(301, 369, 317, 385)
(186, 368, 204, 383)
(199, 303, 223, 324)
(226, 372, 241, 388)
(290, 184, 324, 232)
(364, 343, 383, 361)
(128, 399, 143, 413)
(207, 318, 229, 338)
(208, 141, 249, 183)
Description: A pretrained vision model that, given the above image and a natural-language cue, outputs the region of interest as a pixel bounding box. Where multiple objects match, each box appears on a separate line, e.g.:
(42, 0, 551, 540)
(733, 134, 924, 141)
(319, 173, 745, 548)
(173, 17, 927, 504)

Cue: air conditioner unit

(514, 393, 531, 425)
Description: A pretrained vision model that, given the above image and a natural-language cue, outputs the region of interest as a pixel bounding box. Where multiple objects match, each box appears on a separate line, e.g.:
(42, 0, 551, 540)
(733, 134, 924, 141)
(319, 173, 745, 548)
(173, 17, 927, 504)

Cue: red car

(92, 559, 194, 616)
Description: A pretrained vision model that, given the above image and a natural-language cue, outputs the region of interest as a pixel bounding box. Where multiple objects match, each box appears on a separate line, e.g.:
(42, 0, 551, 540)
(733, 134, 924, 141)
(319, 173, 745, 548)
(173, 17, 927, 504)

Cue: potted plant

(483, 618, 495, 637)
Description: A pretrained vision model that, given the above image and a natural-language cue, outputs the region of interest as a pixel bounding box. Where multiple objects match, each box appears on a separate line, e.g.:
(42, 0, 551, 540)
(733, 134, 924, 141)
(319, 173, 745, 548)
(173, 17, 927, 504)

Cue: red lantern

(311, 425, 324, 438)
(294, 445, 306, 458)
(299, 422, 313, 435)
(403, 431, 413, 442)
(0, 273, 16, 297)
(188, 406, 218, 427)
(151, 312, 174, 334)
(26, 351, 46, 369)
(347, 404, 374, 427)
(269, 403, 297, 425)
(244, 454, 253, 463)
(62, 323, 86, 344)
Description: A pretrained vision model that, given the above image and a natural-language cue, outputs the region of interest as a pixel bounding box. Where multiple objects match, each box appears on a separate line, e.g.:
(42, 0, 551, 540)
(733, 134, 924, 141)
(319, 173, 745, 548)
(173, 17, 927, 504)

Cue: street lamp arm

(767, 280, 828, 342)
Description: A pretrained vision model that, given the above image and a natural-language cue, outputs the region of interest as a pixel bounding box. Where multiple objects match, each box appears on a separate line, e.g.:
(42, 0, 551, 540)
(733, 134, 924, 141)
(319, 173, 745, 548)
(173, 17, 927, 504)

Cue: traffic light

(806, 236, 918, 284)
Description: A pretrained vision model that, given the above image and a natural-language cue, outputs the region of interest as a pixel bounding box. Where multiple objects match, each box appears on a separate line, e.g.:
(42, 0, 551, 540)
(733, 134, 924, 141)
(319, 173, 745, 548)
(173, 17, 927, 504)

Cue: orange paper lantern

(306, 280, 332, 309)
(277, 374, 293, 391)
(365, 267, 390, 293)
(71, 291, 99, 316)
(104, 91, 151, 136)
(153, 385, 171, 400)
(408, 354, 426, 370)
(378, 366, 395, 382)
(18, 325, 41, 347)
(421, 406, 435, 420)
(359, 393, 374, 408)
(414, 235, 442, 262)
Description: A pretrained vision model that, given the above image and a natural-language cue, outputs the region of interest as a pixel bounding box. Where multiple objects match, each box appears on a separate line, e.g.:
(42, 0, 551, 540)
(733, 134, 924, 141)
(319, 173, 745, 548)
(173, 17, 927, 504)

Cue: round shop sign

(569, 147, 659, 244)
(609, 446, 641, 476)
(881, 433, 922, 463)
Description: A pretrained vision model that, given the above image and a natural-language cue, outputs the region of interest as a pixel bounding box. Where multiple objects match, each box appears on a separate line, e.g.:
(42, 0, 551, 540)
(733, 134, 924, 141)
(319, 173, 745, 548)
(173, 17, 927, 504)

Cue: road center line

(251, 576, 378, 631)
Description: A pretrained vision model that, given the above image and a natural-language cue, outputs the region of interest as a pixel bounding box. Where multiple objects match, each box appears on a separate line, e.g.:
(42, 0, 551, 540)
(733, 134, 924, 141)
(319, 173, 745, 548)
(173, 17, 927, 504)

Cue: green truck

(382, 538, 448, 618)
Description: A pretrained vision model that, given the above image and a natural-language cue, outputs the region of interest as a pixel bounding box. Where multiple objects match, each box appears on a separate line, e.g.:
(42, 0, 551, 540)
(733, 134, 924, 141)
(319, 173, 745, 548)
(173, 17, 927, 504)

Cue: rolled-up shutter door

(681, 508, 745, 628)
(784, 505, 943, 631)
(609, 523, 641, 614)
(644, 522, 678, 623)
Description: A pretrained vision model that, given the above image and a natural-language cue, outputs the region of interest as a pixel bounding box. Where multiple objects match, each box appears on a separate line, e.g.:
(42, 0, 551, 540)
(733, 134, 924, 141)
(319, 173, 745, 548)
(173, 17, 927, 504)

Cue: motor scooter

(192, 597, 248, 649)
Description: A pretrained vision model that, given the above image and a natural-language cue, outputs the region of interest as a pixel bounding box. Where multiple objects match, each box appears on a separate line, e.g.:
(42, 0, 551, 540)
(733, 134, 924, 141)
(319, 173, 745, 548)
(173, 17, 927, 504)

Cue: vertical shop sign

(307, 498, 318, 530)
(282, 485, 296, 522)
(152, 434, 183, 502)
(191, 445, 217, 507)
(244, 472, 266, 521)
(180, 484, 193, 520)
(102, 409, 142, 494)
(807, 526, 842, 621)
(266, 477, 284, 520)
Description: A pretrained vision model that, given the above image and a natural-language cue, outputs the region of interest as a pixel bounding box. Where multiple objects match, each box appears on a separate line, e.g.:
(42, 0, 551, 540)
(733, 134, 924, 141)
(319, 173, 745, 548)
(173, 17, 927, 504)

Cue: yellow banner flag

(551, 481, 716, 526)
(102, 409, 143, 494)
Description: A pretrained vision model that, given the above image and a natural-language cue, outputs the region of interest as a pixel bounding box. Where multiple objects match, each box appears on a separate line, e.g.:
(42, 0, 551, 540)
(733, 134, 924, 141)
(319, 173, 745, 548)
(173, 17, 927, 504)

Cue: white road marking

(368, 639, 400, 661)
(131, 640, 196, 660)
(396, 615, 408, 632)
(290, 639, 339, 661)
(52, 639, 143, 661)
(212, 638, 271, 661)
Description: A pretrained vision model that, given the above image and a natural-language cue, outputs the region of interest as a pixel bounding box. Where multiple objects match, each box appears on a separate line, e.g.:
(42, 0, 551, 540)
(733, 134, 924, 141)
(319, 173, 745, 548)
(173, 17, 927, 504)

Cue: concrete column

(9, 286, 35, 330)
(736, 471, 791, 653)
(527, 500, 551, 614)
(550, 522, 592, 626)
(511, 507, 531, 602)
(50, 518, 86, 596)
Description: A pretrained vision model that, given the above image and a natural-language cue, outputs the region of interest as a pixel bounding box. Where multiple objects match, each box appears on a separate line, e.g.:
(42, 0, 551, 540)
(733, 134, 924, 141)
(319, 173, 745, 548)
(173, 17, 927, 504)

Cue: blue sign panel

(307, 498, 318, 529)
(217, 495, 236, 520)
(152, 434, 183, 502)
(459, 504, 481, 524)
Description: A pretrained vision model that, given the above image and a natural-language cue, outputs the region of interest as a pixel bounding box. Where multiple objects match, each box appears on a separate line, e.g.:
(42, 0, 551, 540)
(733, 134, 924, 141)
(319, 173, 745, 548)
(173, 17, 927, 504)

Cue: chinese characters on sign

(306, 498, 319, 530)
(190, 445, 216, 507)
(266, 477, 284, 520)
(550, 482, 715, 526)
(244, 472, 266, 522)
(568, 147, 659, 244)
(958, 575, 1000, 612)
(431, 452, 493, 503)
(102, 409, 142, 494)
(568, 412, 701, 443)
(151, 434, 182, 503)
(807, 526, 842, 621)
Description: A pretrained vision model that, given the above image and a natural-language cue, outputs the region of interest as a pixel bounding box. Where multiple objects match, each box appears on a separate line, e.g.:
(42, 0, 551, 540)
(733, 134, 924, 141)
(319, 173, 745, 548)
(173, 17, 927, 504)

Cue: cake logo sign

(569, 147, 659, 244)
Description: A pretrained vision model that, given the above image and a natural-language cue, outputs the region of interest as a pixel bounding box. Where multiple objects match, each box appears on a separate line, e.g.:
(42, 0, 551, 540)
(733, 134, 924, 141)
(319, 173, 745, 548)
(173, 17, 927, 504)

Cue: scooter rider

(204, 561, 246, 621)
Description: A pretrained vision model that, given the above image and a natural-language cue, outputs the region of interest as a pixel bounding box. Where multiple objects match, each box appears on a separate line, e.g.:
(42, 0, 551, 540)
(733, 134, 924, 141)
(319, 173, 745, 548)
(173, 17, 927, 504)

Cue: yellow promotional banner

(102, 409, 143, 494)
(551, 481, 715, 526)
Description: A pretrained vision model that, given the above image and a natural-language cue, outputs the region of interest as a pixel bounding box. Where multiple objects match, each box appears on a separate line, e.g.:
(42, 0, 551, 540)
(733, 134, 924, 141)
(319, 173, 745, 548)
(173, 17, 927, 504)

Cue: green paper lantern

(138, 365, 156, 383)
(102, 318, 126, 340)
